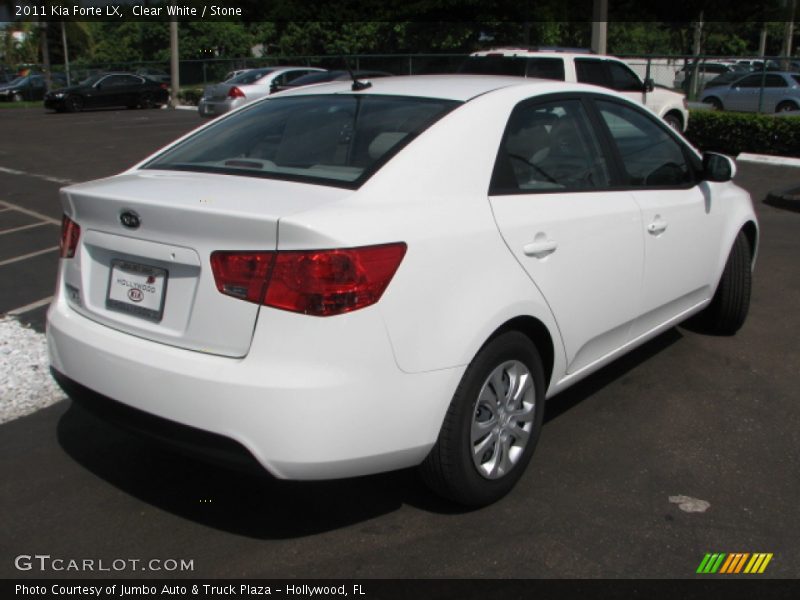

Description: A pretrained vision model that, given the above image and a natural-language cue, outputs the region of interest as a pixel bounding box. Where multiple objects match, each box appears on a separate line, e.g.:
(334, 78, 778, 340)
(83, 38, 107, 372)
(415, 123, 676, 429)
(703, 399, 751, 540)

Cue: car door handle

(647, 217, 668, 235)
(523, 239, 558, 258)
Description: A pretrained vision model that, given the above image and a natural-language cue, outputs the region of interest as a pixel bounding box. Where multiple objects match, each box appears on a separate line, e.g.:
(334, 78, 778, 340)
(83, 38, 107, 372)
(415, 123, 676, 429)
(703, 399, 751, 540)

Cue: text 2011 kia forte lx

(48, 75, 757, 506)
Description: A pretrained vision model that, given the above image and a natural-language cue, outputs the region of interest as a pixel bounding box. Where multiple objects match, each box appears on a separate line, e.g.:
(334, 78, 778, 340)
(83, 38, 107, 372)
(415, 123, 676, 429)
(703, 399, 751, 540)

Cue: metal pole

(591, 0, 608, 54)
(758, 24, 767, 57)
(782, 0, 796, 71)
(169, 13, 179, 108)
(60, 21, 70, 86)
(757, 62, 767, 114)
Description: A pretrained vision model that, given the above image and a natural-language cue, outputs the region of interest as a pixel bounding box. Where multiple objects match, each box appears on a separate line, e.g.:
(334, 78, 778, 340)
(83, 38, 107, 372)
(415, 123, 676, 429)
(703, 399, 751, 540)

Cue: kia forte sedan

(48, 75, 757, 506)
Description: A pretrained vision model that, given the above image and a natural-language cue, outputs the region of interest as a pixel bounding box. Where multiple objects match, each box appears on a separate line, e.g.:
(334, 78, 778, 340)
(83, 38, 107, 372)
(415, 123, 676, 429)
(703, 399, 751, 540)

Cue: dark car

(273, 70, 392, 92)
(0, 73, 66, 102)
(44, 72, 169, 112)
(135, 68, 171, 84)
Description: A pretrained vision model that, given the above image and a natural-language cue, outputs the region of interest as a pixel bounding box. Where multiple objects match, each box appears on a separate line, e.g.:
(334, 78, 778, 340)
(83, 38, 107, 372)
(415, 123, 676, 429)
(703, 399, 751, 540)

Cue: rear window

(228, 68, 275, 85)
(144, 95, 460, 188)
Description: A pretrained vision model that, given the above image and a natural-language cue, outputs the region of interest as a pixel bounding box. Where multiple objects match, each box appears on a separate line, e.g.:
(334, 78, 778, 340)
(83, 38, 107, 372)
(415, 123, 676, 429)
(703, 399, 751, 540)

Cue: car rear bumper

(197, 97, 243, 118)
(47, 291, 461, 480)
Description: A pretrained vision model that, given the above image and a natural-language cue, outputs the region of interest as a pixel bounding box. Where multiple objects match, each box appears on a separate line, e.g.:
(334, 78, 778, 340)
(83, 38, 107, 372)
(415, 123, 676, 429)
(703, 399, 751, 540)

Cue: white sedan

(48, 75, 757, 507)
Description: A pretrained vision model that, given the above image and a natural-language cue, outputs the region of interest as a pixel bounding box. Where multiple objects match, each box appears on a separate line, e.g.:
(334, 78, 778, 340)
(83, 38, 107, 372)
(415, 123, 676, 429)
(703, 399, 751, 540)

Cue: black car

(44, 72, 169, 112)
(0, 73, 67, 102)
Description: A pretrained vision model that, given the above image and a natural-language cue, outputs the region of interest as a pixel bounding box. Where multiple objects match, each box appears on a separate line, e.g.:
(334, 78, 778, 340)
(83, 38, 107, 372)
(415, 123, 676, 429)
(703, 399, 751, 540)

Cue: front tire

(776, 101, 798, 113)
(663, 112, 683, 131)
(699, 231, 752, 335)
(420, 331, 545, 507)
(65, 95, 83, 112)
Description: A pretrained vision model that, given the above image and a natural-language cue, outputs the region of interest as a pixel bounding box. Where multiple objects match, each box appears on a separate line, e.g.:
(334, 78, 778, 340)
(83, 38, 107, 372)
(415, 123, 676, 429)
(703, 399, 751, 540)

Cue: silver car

(198, 66, 325, 118)
(701, 72, 800, 113)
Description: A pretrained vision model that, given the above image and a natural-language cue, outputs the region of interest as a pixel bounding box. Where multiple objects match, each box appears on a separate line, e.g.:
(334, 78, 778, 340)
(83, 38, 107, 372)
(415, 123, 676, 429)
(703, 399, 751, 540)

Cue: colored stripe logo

(697, 553, 773, 574)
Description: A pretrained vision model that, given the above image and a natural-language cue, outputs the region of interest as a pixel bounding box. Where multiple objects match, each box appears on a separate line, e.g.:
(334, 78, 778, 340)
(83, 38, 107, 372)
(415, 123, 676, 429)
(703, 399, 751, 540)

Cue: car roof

(274, 74, 604, 102)
(470, 48, 606, 60)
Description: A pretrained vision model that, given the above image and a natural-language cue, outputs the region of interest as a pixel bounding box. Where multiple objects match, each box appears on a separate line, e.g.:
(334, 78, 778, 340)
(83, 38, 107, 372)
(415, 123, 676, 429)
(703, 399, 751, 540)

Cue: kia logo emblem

(120, 210, 140, 229)
(128, 288, 144, 303)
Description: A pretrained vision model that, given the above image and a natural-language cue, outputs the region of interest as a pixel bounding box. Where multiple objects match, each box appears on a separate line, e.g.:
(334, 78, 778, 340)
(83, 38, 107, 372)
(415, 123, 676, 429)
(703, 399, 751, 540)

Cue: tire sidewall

(448, 332, 546, 506)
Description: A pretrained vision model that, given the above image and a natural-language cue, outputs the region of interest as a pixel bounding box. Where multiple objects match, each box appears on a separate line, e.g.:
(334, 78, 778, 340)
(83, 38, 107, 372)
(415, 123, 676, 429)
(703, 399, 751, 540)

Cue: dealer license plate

(106, 259, 168, 322)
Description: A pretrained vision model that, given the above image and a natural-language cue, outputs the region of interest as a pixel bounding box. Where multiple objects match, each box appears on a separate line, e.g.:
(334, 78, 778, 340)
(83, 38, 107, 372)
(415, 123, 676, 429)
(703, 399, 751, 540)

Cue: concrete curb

(737, 153, 800, 168)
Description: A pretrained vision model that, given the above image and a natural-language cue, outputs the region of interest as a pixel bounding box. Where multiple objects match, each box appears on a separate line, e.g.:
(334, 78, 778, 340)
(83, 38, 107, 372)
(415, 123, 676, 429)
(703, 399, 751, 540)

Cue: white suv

(464, 49, 689, 131)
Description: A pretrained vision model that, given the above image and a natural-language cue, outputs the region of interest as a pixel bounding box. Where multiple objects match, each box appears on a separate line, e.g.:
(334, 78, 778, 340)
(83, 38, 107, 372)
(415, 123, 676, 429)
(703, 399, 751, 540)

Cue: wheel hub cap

(470, 360, 536, 480)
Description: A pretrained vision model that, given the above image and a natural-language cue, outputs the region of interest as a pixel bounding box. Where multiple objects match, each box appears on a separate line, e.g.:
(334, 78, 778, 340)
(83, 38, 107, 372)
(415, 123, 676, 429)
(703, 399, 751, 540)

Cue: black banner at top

(0, 0, 794, 23)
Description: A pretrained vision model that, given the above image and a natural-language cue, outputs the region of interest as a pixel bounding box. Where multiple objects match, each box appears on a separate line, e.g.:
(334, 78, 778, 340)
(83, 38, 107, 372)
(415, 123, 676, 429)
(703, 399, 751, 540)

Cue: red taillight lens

(210, 251, 274, 303)
(210, 243, 406, 316)
(59, 215, 80, 259)
(227, 86, 245, 99)
(160, 83, 169, 90)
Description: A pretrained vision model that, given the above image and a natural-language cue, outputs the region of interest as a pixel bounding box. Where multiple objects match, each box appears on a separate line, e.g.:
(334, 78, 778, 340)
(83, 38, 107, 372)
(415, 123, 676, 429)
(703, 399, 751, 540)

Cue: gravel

(0, 317, 65, 424)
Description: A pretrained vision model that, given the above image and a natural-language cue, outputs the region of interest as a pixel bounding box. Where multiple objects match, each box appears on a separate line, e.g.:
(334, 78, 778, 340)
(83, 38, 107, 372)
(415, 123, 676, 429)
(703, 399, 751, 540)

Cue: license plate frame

(106, 259, 168, 322)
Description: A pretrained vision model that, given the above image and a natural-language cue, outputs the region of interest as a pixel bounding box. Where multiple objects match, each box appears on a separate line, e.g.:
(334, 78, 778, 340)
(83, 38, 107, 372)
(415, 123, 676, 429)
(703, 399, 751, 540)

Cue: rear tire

(140, 92, 155, 109)
(706, 97, 723, 111)
(420, 331, 545, 507)
(699, 231, 752, 335)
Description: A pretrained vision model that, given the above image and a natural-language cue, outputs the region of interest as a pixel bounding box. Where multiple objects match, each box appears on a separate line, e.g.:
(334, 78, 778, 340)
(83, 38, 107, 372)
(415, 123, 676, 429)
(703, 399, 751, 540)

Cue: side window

(575, 59, 609, 87)
(596, 100, 694, 188)
(607, 61, 643, 92)
(525, 58, 565, 81)
(490, 98, 611, 194)
(764, 74, 788, 88)
(736, 75, 762, 88)
(102, 75, 127, 87)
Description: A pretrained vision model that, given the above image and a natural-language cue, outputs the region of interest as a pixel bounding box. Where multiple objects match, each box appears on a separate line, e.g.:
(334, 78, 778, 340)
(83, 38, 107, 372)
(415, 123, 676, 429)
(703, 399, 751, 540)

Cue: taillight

(160, 83, 169, 90)
(59, 215, 80, 259)
(210, 243, 407, 317)
(210, 251, 273, 303)
(227, 86, 245, 99)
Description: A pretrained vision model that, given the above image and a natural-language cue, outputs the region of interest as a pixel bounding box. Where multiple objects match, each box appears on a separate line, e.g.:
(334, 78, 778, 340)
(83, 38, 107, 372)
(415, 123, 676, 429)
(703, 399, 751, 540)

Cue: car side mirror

(703, 152, 736, 182)
(643, 77, 655, 93)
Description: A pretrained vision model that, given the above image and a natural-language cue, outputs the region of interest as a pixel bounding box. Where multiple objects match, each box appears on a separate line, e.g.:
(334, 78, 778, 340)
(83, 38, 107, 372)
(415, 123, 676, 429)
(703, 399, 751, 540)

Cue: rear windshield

(144, 94, 461, 188)
(228, 68, 275, 85)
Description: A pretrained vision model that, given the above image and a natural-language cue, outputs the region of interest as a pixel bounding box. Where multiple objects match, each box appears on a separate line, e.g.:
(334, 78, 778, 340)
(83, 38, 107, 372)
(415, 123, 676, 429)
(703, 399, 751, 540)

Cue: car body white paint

(48, 75, 757, 480)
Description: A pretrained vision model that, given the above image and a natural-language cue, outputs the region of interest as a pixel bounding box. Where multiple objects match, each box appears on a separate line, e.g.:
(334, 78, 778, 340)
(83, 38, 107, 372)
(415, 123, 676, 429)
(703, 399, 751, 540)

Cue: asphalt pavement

(1, 106, 799, 579)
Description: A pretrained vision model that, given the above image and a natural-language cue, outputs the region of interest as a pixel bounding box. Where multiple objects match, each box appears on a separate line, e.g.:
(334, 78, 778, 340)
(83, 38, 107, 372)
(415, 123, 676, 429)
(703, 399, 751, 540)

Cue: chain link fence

(8, 53, 800, 113)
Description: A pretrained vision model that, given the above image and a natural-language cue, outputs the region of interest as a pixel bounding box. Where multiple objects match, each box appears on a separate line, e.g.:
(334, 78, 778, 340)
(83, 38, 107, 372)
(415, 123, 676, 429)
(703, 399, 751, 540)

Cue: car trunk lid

(60, 170, 350, 357)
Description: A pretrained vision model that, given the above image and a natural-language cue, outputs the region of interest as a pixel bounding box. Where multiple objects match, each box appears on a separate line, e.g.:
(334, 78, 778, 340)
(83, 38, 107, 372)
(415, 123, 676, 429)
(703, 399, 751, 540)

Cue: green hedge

(685, 110, 800, 158)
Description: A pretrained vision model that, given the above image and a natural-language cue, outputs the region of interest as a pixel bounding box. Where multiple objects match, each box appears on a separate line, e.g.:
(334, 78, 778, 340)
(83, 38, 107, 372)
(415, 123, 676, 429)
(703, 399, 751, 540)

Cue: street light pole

(169, 17, 179, 108)
(60, 21, 70, 86)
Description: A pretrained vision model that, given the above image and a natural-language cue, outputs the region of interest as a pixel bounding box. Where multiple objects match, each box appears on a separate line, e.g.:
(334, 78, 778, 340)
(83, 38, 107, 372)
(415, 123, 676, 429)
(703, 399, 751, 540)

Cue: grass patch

(0, 100, 44, 110)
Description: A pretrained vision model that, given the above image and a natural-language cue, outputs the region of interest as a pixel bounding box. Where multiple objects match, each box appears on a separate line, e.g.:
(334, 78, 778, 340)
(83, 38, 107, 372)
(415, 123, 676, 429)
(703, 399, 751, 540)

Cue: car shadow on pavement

(56, 327, 684, 538)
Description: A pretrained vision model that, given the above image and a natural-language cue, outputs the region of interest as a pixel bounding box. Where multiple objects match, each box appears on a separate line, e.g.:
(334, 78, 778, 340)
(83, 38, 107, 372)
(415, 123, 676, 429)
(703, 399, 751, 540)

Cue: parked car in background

(461, 49, 689, 130)
(135, 68, 171, 85)
(272, 70, 393, 92)
(703, 70, 751, 90)
(48, 75, 756, 507)
(44, 72, 169, 112)
(0, 73, 66, 102)
(673, 62, 740, 92)
(198, 66, 325, 118)
(701, 72, 800, 113)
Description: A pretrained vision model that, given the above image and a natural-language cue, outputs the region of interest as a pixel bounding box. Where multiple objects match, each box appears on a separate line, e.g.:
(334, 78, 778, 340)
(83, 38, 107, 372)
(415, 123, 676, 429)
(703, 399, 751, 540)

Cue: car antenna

(342, 55, 371, 91)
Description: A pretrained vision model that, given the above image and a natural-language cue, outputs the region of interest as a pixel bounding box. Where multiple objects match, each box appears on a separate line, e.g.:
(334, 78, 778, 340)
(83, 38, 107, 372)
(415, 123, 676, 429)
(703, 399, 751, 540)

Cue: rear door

(726, 74, 762, 111)
(591, 98, 722, 338)
(489, 95, 644, 375)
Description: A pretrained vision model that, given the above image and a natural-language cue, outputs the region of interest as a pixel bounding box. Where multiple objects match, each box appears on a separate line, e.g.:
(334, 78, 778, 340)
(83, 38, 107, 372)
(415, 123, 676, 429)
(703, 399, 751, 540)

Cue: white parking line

(0, 222, 52, 236)
(0, 246, 59, 267)
(0, 200, 60, 225)
(0, 166, 75, 185)
(6, 296, 53, 316)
